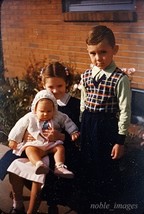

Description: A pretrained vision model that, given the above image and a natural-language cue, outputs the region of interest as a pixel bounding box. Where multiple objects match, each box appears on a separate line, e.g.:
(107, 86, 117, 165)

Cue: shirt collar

(57, 93, 71, 106)
(92, 61, 117, 78)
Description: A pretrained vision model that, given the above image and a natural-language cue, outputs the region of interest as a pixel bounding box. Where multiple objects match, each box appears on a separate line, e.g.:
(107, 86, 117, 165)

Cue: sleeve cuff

(117, 134, 126, 145)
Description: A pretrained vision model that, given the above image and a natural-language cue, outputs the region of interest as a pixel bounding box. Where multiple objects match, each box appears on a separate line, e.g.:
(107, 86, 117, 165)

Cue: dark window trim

(63, 11, 137, 22)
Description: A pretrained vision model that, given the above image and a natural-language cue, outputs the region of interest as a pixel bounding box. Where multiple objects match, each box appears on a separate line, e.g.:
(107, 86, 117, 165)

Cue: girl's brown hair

(41, 62, 74, 91)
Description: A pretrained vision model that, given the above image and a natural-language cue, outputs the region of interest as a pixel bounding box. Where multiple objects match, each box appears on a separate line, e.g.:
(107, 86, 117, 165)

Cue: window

(131, 88, 144, 122)
(63, 0, 136, 12)
(62, 0, 137, 22)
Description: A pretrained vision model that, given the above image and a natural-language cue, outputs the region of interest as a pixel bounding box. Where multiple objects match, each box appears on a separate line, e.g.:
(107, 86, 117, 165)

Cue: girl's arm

(9, 140, 17, 150)
(23, 129, 65, 142)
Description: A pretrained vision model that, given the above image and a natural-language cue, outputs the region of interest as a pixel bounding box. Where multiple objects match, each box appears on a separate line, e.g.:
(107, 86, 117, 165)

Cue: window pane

(63, 0, 135, 12)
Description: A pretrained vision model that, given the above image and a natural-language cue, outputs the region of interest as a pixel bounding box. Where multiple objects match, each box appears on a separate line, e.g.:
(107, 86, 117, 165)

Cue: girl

(4, 61, 81, 214)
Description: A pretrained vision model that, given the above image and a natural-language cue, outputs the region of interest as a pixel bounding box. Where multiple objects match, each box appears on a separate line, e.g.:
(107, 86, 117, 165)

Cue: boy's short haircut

(86, 25, 116, 48)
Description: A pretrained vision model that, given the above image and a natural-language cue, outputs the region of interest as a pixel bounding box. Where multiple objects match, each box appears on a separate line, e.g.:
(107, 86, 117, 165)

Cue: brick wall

(1, 0, 144, 89)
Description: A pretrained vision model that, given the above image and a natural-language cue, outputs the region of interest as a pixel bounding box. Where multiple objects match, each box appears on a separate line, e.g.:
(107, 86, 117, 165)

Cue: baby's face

(35, 99, 54, 121)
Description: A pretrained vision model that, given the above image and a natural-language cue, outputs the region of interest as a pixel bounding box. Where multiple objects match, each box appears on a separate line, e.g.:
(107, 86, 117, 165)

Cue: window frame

(62, 0, 137, 22)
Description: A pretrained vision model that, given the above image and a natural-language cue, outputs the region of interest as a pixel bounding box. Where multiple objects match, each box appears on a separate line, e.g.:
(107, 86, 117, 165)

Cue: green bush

(0, 58, 46, 138)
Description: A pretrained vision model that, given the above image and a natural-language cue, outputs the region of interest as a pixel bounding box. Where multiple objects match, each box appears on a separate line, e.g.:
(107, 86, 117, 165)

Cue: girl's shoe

(48, 205, 59, 214)
(35, 161, 49, 174)
(54, 164, 74, 179)
(0, 208, 6, 214)
(9, 206, 26, 214)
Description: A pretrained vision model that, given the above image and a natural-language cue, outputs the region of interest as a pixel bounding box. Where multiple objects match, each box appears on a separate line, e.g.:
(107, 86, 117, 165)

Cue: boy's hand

(71, 132, 80, 141)
(111, 144, 124, 160)
(8, 140, 17, 150)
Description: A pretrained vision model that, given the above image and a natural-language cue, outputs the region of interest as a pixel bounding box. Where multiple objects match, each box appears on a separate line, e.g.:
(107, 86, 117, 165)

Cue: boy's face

(44, 77, 67, 100)
(35, 99, 54, 121)
(87, 39, 118, 70)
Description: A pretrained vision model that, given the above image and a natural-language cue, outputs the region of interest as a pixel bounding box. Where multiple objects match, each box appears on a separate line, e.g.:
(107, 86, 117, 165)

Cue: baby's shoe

(54, 164, 74, 179)
(35, 161, 49, 175)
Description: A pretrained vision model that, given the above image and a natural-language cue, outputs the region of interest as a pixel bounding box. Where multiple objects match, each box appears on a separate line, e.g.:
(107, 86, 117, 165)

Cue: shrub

(0, 58, 46, 139)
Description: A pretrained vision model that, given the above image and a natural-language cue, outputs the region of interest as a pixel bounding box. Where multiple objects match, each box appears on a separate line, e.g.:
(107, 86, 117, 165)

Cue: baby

(8, 90, 79, 178)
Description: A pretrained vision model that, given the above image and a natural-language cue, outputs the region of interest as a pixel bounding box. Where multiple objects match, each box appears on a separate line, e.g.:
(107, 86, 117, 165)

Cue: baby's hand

(71, 131, 80, 141)
(8, 140, 17, 150)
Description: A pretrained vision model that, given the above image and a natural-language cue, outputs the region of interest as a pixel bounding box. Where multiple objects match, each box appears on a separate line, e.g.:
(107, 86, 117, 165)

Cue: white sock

(55, 162, 64, 168)
(36, 160, 44, 167)
(13, 199, 24, 209)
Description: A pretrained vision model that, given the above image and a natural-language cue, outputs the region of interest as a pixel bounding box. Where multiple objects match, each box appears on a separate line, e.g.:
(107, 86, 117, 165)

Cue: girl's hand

(23, 129, 65, 142)
(46, 128, 65, 142)
(111, 144, 124, 160)
(8, 140, 17, 150)
(71, 132, 80, 141)
(23, 130, 35, 142)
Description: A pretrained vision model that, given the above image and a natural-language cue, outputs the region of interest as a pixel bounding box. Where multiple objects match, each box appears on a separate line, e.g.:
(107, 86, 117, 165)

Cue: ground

(0, 143, 144, 214)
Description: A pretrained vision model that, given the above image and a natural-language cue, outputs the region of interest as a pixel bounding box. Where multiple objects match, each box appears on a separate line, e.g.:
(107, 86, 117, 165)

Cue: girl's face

(35, 99, 54, 121)
(87, 39, 118, 70)
(44, 77, 67, 100)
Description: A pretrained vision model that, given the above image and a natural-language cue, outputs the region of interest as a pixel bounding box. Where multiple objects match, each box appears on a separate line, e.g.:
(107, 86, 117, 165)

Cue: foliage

(0, 58, 46, 137)
(70, 72, 81, 99)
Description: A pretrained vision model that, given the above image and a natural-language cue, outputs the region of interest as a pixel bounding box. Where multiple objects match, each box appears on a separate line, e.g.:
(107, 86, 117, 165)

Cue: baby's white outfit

(8, 111, 77, 156)
(8, 90, 78, 156)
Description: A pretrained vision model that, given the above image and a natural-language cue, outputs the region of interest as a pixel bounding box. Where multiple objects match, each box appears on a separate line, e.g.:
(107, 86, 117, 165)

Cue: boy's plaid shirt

(82, 68, 125, 113)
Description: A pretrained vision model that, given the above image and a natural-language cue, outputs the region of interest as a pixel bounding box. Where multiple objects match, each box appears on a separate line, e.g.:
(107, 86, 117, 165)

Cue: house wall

(1, 0, 144, 89)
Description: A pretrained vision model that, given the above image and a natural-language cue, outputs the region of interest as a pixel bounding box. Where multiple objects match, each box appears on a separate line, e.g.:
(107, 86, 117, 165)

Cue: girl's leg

(9, 172, 25, 213)
(25, 147, 49, 175)
(27, 182, 42, 214)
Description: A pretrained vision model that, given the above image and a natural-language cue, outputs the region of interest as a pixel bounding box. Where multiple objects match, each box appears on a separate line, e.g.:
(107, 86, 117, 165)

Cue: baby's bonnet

(31, 89, 58, 113)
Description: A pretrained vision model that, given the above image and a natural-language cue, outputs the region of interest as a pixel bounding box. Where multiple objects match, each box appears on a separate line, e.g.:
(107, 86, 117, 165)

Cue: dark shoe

(0, 208, 6, 214)
(48, 205, 59, 214)
(9, 207, 26, 214)
(35, 162, 49, 175)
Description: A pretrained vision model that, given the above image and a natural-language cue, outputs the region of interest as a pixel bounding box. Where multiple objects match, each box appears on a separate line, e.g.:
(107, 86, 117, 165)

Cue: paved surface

(1, 144, 144, 214)
(0, 144, 77, 214)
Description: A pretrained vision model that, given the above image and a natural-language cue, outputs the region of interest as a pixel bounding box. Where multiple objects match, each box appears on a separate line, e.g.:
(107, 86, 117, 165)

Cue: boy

(80, 25, 131, 212)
